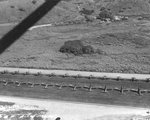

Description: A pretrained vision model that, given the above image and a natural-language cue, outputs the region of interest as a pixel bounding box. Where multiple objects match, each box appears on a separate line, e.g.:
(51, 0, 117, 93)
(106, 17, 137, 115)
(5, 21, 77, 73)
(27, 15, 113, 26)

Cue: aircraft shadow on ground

(0, 0, 61, 54)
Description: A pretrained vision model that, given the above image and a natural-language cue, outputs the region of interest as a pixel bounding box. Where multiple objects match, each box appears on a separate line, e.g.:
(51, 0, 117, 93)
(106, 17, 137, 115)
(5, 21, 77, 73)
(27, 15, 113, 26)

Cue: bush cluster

(79, 8, 94, 15)
(97, 9, 114, 21)
(59, 40, 94, 55)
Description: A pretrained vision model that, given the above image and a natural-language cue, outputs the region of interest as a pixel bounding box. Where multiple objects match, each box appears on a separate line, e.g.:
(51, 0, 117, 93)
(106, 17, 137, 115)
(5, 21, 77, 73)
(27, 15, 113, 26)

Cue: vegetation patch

(59, 40, 94, 55)
(79, 8, 94, 15)
(97, 9, 114, 21)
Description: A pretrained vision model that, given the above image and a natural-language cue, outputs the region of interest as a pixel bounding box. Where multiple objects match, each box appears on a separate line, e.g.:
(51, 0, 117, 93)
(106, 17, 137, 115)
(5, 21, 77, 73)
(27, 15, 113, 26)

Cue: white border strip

(0, 67, 150, 80)
(28, 24, 52, 30)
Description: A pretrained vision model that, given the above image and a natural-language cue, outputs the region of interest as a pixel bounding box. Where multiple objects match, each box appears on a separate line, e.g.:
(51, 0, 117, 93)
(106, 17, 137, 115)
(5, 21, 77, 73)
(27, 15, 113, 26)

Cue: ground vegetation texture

(0, 0, 149, 73)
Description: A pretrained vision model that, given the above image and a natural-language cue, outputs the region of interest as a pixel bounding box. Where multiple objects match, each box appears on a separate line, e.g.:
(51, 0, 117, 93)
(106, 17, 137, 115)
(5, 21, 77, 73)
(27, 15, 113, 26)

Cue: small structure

(113, 16, 128, 21)
(114, 16, 121, 21)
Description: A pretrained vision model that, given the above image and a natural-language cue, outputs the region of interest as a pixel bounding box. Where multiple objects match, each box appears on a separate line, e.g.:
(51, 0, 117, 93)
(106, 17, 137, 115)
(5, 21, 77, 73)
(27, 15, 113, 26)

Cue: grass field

(0, 73, 150, 108)
(0, 18, 149, 74)
(0, 0, 149, 73)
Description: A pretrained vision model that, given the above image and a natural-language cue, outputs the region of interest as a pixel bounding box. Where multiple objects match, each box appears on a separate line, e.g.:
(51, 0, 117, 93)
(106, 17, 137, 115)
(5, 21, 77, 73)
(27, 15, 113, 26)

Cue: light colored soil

(0, 95, 149, 120)
(0, 19, 149, 74)
(0, 99, 48, 120)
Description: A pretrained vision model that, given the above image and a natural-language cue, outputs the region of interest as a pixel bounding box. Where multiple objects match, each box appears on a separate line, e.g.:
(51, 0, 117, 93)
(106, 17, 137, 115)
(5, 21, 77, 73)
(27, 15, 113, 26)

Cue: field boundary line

(0, 67, 150, 80)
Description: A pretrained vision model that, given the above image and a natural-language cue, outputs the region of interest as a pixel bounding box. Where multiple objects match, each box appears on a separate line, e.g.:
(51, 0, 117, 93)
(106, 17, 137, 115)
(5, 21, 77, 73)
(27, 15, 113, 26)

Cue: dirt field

(0, 95, 149, 120)
(0, 18, 149, 74)
(0, 99, 49, 120)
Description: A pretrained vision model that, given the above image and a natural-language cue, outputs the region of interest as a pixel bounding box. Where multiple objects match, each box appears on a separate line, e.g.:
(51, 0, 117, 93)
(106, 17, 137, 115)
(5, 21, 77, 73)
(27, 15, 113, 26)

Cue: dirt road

(28, 24, 52, 30)
(0, 22, 53, 30)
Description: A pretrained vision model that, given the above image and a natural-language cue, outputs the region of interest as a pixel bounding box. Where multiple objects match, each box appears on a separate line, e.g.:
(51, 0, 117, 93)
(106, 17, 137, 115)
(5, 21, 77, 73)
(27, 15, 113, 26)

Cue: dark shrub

(79, 8, 94, 15)
(18, 8, 26, 12)
(59, 40, 84, 55)
(10, 6, 15, 8)
(82, 45, 94, 54)
(97, 9, 113, 20)
(59, 40, 95, 55)
(55, 117, 61, 120)
(33, 116, 43, 120)
(32, 0, 37, 4)
(100, 7, 106, 11)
